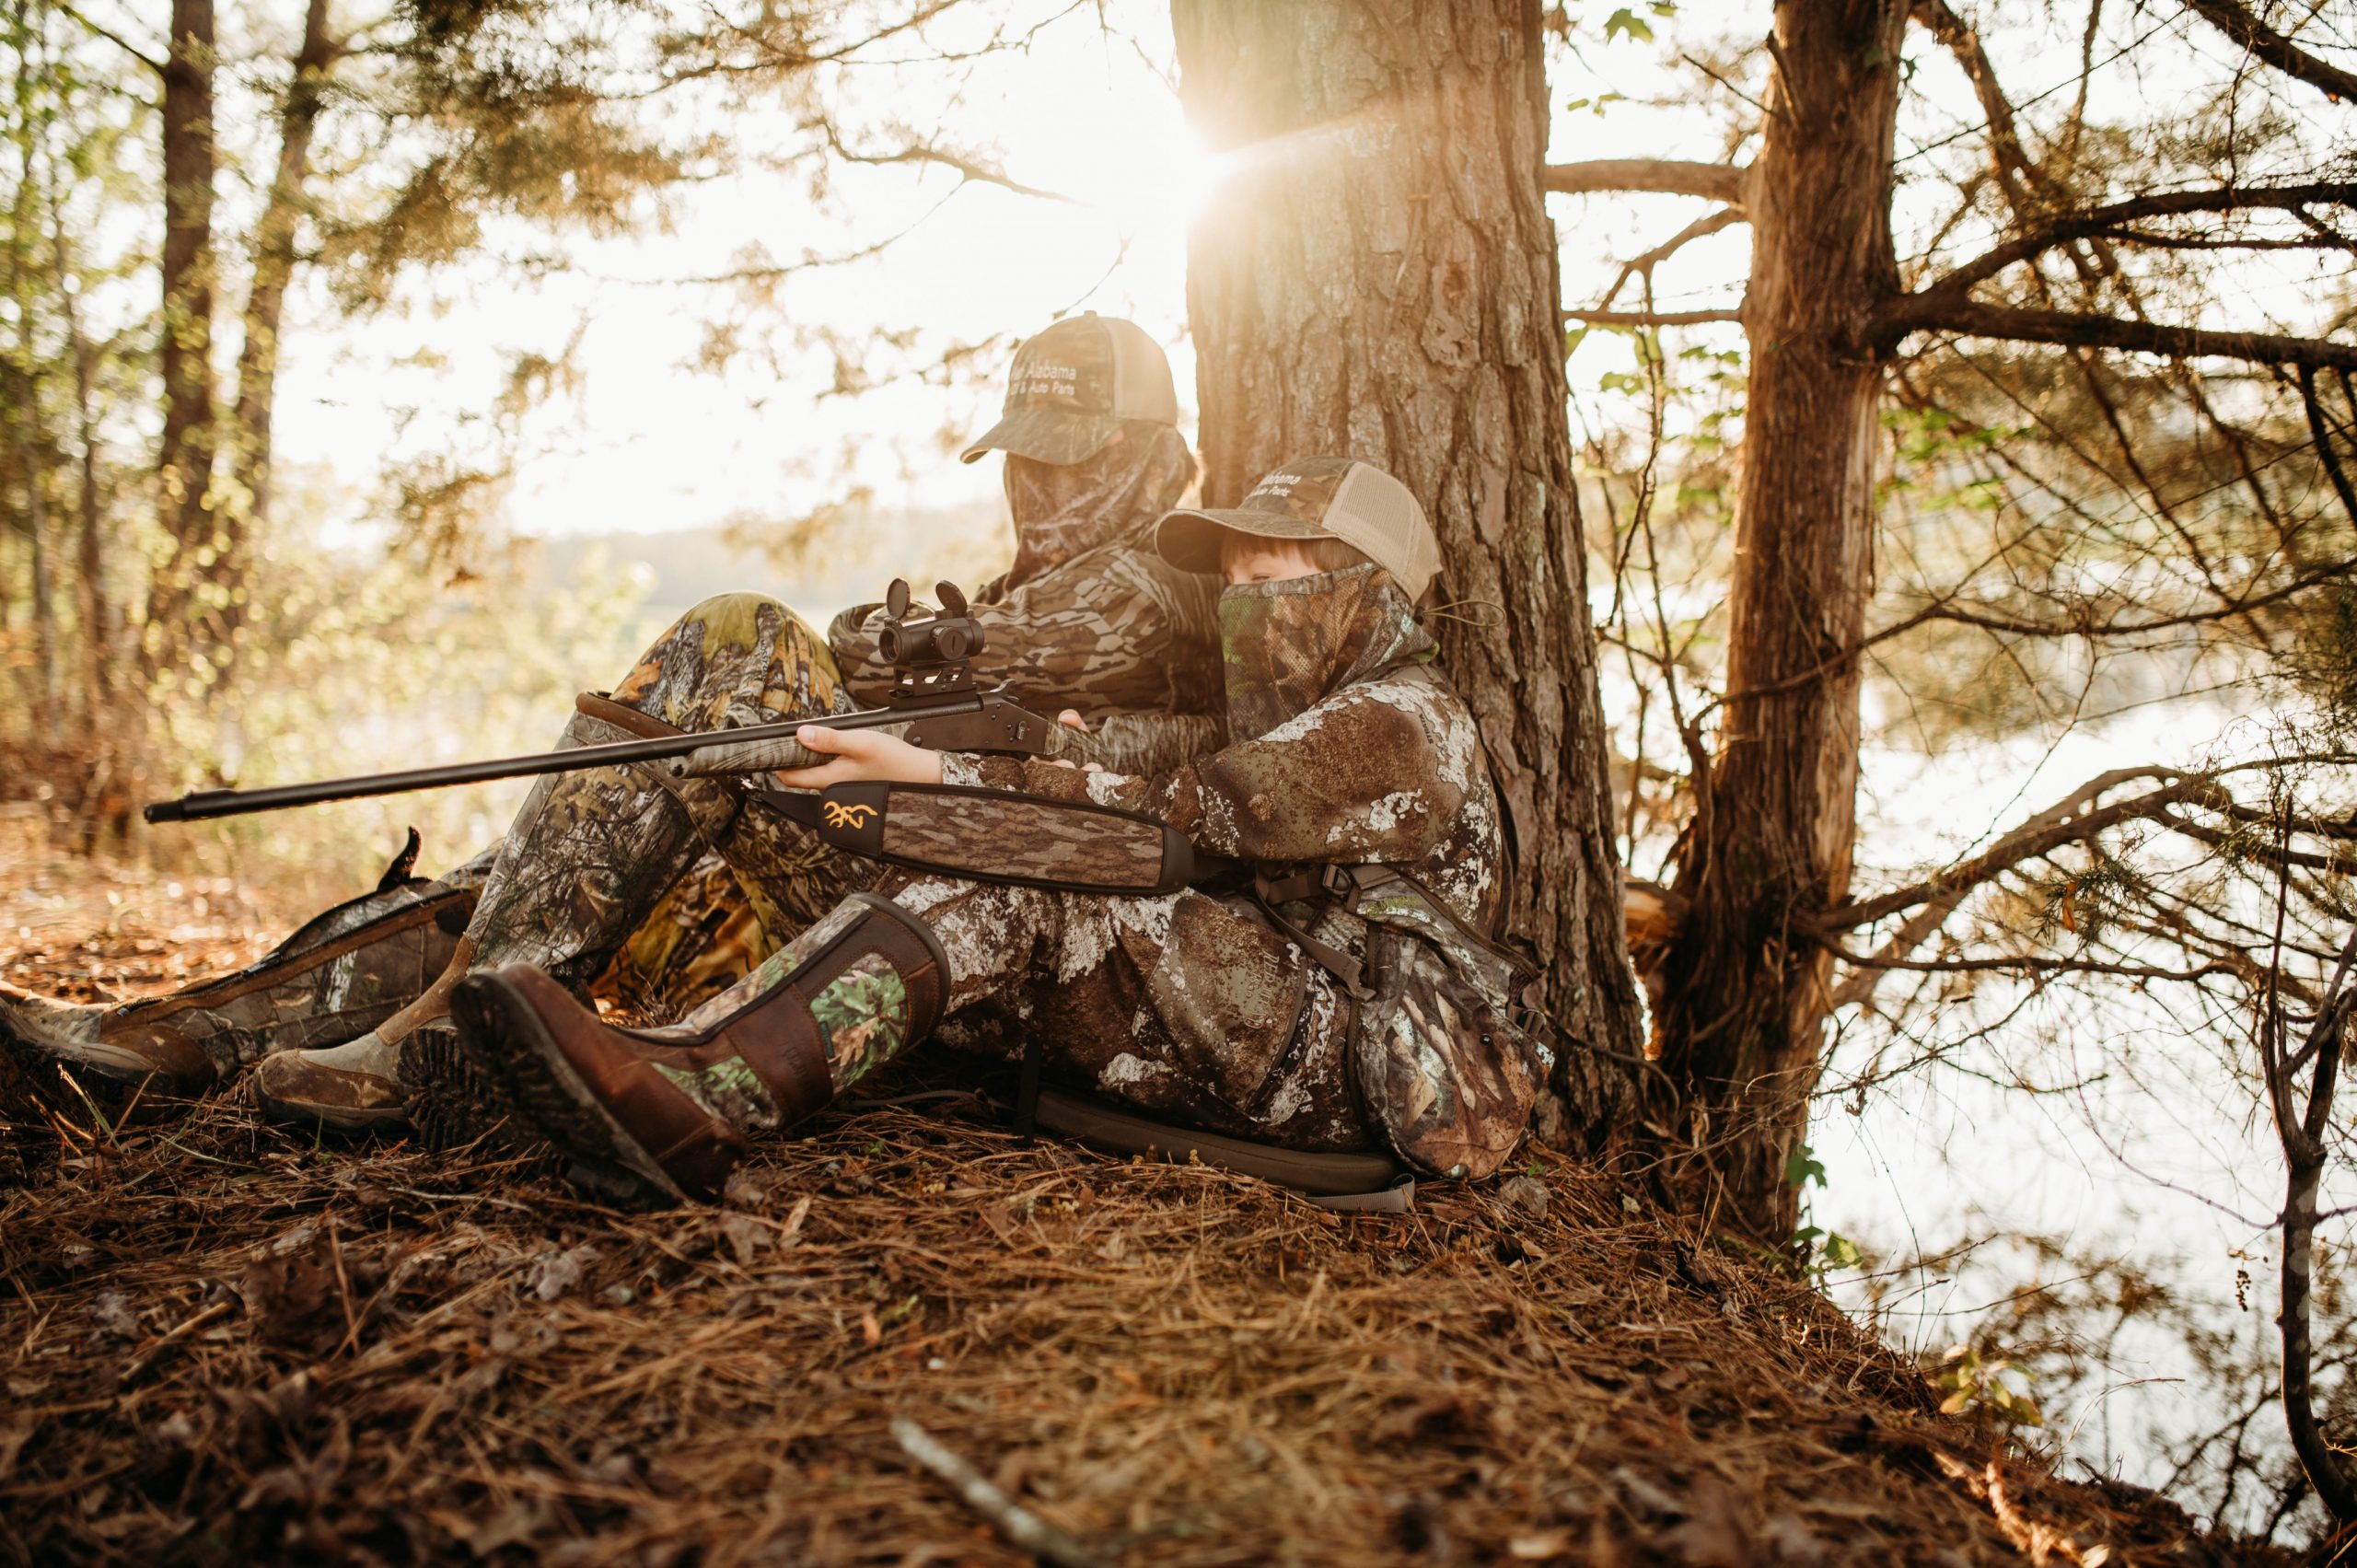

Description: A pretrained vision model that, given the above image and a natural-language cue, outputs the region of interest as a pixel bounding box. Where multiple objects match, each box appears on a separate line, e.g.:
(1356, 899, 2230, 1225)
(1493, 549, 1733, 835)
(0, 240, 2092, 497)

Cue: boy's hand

(773, 724, 945, 790)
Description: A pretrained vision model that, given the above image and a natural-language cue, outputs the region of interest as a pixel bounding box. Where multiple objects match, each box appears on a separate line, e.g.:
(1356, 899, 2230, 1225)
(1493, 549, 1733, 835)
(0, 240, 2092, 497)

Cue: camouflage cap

(960, 313, 1180, 466)
(1155, 456, 1443, 602)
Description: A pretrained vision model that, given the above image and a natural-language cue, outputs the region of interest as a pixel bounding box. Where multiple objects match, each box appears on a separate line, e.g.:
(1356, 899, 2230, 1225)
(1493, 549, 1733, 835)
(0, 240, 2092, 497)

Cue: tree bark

(1653, 0, 1908, 1241)
(1172, 0, 1645, 1133)
(49, 164, 108, 711)
(156, 0, 216, 659)
(8, 4, 56, 738)
(230, 0, 338, 540)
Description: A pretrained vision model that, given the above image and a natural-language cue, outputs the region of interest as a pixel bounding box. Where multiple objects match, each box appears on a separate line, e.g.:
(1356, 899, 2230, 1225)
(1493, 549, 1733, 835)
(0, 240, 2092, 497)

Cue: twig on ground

(890, 1414, 1109, 1568)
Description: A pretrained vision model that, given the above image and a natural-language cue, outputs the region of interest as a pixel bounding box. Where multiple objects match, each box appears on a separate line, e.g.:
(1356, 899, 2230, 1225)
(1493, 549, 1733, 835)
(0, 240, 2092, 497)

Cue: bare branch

(2187, 0, 2357, 104)
(1541, 158, 1749, 206)
(1594, 206, 1747, 314)
(1908, 0, 2048, 212)
(1922, 183, 2357, 298)
(1825, 945, 2242, 982)
(2301, 365, 2357, 526)
(2269, 923, 2357, 1524)
(1819, 767, 2214, 932)
(1876, 296, 2357, 371)
(55, 2, 164, 74)
(819, 124, 1074, 204)
(1564, 308, 1742, 327)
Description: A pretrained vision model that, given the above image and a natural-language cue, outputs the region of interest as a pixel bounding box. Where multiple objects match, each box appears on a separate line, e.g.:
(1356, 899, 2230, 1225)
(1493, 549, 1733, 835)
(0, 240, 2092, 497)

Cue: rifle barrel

(143, 703, 958, 824)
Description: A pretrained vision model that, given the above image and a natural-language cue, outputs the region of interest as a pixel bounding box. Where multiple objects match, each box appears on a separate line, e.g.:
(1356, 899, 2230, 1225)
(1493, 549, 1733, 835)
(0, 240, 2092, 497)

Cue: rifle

(145, 579, 1097, 824)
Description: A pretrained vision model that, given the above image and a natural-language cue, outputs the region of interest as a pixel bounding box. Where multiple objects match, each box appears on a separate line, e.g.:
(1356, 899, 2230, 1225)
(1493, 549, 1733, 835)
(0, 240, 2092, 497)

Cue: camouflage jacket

(826, 424, 1223, 781)
(944, 657, 1550, 1180)
(828, 552, 1222, 775)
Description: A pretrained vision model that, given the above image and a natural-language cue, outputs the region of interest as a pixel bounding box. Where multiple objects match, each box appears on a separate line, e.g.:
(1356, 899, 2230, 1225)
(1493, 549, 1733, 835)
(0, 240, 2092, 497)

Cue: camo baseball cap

(1155, 456, 1443, 602)
(959, 312, 1180, 465)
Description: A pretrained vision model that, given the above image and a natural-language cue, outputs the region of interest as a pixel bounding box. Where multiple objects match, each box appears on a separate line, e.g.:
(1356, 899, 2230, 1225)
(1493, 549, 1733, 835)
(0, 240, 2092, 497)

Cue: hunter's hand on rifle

(772, 724, 946, 790)
(1053, 711, 1106, 772)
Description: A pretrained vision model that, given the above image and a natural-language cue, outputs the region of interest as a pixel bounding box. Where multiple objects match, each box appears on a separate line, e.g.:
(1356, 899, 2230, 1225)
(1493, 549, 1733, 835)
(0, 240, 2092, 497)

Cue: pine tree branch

(1541, 158, 1749, 206)
(2187, 0, 2357, 103)
(1876, 296, 2357, 371)
(1922, 183, 2357, 296)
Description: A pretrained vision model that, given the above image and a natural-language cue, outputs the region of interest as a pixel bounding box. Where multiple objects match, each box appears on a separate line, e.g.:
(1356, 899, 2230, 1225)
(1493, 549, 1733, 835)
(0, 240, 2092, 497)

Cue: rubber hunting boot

(447, 893, 947, 1202)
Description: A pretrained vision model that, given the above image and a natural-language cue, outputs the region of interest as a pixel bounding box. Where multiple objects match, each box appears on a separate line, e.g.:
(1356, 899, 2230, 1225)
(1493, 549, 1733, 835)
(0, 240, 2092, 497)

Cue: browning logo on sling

(822, 802, 879, 830)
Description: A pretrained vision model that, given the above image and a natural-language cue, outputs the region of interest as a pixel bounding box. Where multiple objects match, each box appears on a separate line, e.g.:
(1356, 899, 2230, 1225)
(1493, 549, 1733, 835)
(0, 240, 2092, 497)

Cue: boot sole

(395, 1028, 517, 1153)
(448, 975, 691, 1207)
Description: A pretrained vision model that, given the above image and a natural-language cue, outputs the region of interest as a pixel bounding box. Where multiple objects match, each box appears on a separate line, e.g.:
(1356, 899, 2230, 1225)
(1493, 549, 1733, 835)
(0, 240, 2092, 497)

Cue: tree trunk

(1654, 0, 1907, 1241)
(50, 168, 109, 713)
(230, 0, 337, 541)
(8, 6, 56, 739)
(156, 0, 217, 664)
(1172, 0, 1645, 1131)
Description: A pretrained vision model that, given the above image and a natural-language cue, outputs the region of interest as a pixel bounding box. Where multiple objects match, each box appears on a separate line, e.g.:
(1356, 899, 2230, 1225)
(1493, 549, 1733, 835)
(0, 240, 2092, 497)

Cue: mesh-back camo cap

(1155, 456, 1443, 602)
(959, 312, 1180, 465)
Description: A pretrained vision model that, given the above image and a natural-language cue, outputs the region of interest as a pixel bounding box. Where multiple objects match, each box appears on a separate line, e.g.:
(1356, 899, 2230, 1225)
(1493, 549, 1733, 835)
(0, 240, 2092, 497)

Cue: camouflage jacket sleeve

(946, 675, 1468, 867)
(825, 547, 1222, 717)
(1084, 712, 1227, 778)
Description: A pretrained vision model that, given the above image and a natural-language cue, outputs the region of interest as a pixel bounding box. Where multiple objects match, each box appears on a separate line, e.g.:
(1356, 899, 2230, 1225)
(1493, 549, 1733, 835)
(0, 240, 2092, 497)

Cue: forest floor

(0, 831, 2306, 1566)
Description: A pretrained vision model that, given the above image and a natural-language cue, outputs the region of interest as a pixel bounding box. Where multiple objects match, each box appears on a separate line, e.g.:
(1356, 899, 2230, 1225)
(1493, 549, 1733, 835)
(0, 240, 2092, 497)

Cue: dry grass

(0, 854, 2296, 1566)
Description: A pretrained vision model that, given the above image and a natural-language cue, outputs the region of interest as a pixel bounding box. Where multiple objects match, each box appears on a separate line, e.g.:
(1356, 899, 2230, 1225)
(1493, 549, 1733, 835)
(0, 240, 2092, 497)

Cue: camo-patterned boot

(254, 702, 739, 1140)
(444, 893, 946, 1202)
(1, 835, 475, 1107)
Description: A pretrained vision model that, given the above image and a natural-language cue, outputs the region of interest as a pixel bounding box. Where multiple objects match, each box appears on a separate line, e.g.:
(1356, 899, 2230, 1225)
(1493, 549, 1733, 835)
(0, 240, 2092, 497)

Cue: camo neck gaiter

(1218, 563, 1434, 742)
(1002, 422, 1197, 589)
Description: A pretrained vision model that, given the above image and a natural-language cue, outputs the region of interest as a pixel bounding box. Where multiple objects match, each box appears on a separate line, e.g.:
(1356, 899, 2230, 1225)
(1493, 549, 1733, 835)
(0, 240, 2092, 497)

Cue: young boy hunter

(426, 457, 1551, 1201)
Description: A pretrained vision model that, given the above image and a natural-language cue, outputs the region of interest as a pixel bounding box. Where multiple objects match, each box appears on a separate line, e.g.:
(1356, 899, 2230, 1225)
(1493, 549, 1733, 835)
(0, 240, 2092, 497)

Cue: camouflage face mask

(1217, 563, 1434, 742)
(1001, 422, 1198, 589)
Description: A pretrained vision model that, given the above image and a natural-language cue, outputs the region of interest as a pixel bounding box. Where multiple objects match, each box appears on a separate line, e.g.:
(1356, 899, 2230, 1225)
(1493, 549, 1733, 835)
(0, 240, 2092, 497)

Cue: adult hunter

(1, 314, 1220, 1139)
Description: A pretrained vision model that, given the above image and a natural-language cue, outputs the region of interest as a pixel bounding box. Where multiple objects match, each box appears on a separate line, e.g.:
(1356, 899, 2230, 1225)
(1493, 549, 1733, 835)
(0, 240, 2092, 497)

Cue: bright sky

(274, 0, 1739, 552)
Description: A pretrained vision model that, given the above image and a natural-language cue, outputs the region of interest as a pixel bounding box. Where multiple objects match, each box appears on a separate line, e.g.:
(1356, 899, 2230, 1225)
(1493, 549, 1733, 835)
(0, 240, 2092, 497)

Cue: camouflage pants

(657, 870, 1374, 1151)
(467, 593, 875, 1017)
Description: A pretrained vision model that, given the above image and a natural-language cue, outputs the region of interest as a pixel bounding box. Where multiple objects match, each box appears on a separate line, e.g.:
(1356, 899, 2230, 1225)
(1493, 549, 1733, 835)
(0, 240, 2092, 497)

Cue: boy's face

(1220, 537, 1328, 586)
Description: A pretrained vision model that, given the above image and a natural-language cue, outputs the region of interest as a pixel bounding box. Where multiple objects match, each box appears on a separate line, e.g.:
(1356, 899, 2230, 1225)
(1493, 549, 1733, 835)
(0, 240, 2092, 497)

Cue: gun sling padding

(754, 780, 1200, 898)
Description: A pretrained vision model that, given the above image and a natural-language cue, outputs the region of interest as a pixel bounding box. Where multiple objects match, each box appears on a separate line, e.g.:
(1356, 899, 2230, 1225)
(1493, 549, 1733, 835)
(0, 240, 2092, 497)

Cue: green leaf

(1784, 1143, 1828, 1190)
(1605, 7, 1655, 44)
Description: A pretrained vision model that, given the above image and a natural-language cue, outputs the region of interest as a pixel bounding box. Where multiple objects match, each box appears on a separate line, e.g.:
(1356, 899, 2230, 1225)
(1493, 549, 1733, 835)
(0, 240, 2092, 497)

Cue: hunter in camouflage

(429, 456, 1561, 1202)
(1, 314, 1219, 1138)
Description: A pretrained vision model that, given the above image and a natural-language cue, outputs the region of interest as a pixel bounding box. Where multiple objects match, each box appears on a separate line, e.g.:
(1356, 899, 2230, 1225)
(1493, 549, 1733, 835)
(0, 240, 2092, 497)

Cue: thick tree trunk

(1172, 0, 1645, 1132)
(156, 0, 216, 664)
(1655, 0, 1906, 1241)
(230, 0, 338, 540)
